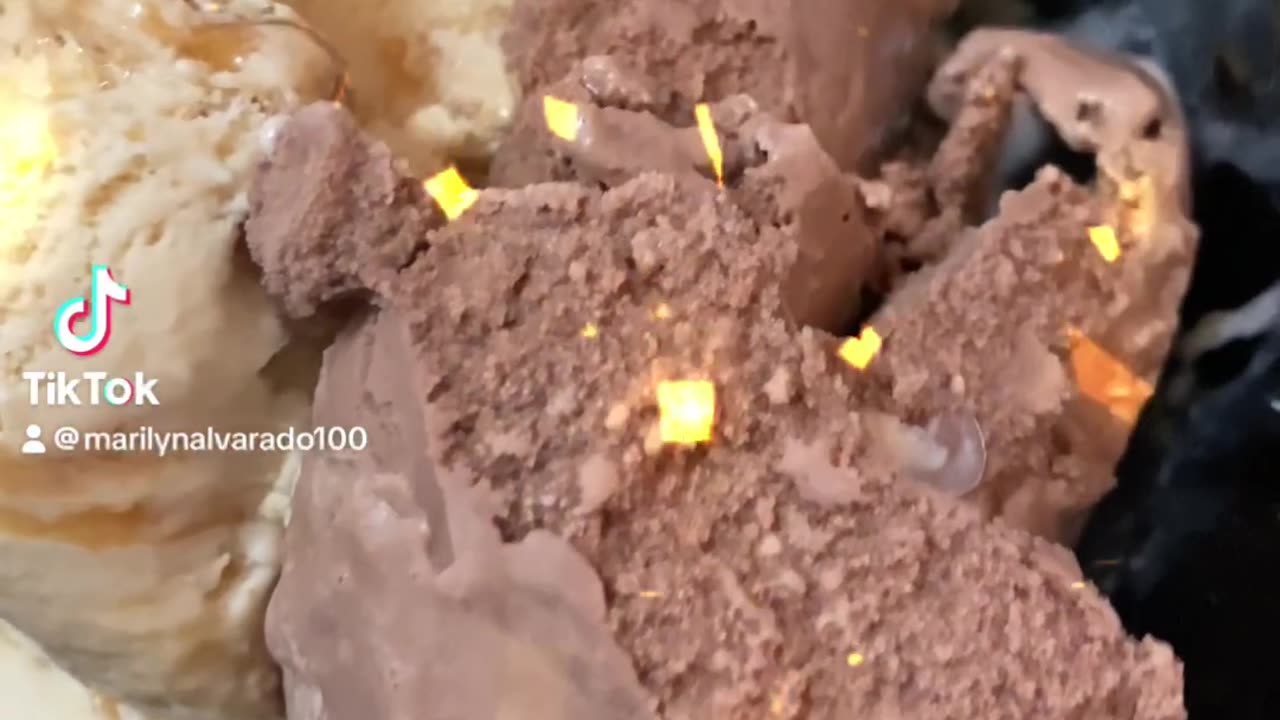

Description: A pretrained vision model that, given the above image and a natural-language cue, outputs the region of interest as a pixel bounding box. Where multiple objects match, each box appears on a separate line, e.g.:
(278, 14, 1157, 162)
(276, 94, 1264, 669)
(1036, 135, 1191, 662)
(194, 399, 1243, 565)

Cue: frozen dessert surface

(0, 0, 1209, 715)
(930, 27, 1191, 220)
(929, 27, 1196, 373)
(0, 619, 147, 720)
(246, 102, 438, 316)
(247, 99, 1186, 718)
(488, 52, 1194, 545)
(0, 0, 323, 438)
(281, 0, 519, 175)
(0, 1, 323, 717)
(266, 307, 655, 720)
(503, 0, 959, 171)
(491, 66, 881, 332)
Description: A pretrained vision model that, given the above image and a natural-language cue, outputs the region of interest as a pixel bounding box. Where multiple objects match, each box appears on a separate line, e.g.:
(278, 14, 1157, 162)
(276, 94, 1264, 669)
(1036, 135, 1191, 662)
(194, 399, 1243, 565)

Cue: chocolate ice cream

(491, 62, 881, 332)
(246, 104, 439, 316)
(502, 0, 959, 171)
(246, 95, 1185, 717)
(266, 307, 654, 720)
(493, 49, 1195, 544)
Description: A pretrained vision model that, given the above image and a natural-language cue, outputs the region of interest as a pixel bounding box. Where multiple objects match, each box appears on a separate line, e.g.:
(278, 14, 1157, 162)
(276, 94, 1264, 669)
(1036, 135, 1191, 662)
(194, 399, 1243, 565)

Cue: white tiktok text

(23, 370, 159, 407)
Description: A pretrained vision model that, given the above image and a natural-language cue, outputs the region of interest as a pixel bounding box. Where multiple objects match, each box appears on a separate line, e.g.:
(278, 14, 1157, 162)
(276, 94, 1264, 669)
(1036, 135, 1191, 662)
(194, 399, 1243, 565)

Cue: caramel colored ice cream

(0, 1, 333, 717)
(280, 0, 519, 176)
(246, 93, 1186, 717)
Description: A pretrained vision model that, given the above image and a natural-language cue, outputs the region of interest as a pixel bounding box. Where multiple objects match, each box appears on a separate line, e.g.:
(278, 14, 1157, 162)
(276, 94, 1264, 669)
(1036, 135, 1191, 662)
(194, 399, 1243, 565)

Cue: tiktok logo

(54, 265, 130, 356)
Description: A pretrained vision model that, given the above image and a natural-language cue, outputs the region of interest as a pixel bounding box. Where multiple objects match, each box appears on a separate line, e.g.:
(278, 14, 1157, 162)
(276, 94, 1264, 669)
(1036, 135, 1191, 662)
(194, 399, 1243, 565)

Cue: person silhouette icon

(21, 424, 46, 455)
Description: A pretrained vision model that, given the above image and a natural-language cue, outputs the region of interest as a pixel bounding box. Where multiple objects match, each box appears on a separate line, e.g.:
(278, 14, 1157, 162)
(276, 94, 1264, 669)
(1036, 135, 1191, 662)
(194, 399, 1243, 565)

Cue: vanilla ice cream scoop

(0, 1, 339, 717)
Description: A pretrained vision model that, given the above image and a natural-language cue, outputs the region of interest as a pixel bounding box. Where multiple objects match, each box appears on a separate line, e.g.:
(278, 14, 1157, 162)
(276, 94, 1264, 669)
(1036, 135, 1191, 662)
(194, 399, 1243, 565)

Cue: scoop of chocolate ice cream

(247, 101, 1185, 717)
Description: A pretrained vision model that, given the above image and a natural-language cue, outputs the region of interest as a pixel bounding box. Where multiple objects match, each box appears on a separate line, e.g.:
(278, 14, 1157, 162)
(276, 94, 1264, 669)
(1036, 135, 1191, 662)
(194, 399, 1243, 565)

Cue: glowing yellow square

(423, 166, 478, 220)
(838, 326, 882, 370)
(543, 95, 581, 142)
(1088, 225, 1120, 262)
(657, 380, 716, 445)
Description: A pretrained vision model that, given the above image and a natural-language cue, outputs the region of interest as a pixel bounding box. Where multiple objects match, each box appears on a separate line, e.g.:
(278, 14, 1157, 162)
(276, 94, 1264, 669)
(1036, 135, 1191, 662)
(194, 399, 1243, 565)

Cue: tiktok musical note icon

(54, 265, 130, 356)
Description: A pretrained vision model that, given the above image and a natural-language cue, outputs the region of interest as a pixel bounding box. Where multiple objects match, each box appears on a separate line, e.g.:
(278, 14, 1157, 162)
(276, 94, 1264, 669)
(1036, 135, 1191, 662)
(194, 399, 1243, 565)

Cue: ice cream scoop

(0, 1, 329, 717)
(244, 98, 1185, 720)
